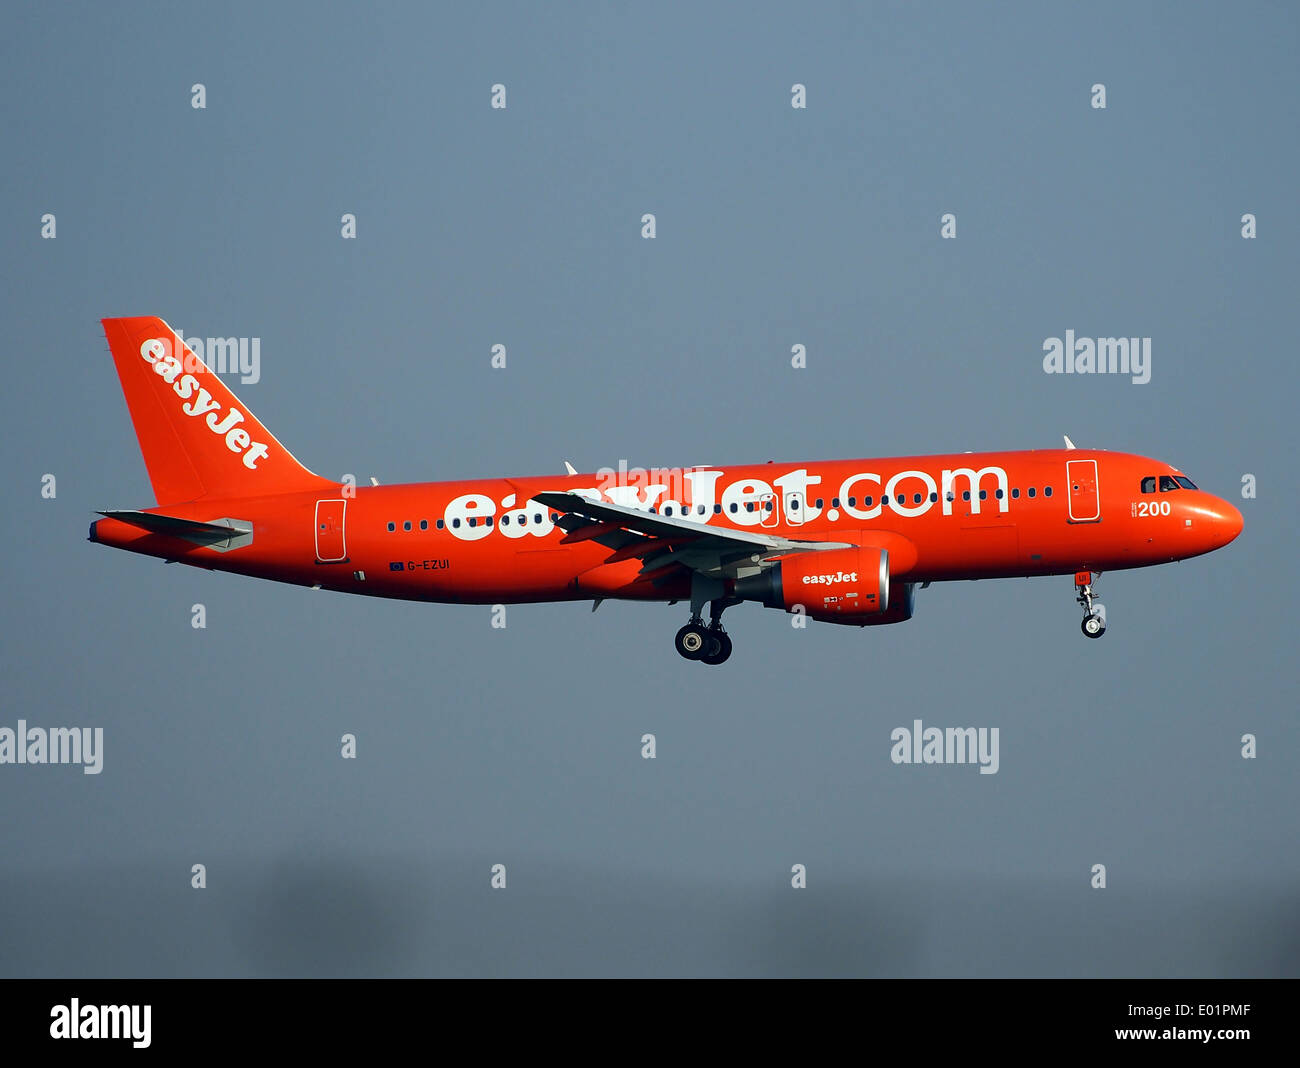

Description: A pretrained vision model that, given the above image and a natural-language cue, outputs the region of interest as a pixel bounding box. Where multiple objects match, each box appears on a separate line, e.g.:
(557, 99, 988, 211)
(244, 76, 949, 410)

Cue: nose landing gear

(1075, 571, 1107, 638)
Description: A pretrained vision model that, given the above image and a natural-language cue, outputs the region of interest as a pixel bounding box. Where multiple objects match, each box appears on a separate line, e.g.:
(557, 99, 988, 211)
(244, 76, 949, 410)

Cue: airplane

(90, 316, 1244, 665)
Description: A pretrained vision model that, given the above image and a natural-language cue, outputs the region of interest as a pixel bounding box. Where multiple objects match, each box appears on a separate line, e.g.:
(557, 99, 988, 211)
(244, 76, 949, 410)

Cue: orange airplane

(91, 317, 1243, 665)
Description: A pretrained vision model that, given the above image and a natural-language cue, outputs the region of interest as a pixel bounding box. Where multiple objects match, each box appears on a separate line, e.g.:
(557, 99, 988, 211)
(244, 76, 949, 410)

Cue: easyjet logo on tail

(139, 338, 270, 469)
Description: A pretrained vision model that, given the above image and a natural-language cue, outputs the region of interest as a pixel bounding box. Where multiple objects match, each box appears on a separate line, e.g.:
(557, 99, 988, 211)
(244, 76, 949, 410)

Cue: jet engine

(734, 546, 916, 626)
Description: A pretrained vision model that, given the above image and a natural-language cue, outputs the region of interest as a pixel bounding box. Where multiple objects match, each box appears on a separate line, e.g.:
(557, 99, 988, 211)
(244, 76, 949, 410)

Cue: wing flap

(532, 491, 857, 578)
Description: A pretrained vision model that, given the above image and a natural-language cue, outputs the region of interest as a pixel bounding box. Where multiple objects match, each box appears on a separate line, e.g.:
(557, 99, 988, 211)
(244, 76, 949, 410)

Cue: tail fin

(101, 316, 330, 504)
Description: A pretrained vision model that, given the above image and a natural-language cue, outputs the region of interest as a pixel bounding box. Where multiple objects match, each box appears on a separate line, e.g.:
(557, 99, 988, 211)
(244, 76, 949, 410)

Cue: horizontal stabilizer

(96, 510, 251, 546)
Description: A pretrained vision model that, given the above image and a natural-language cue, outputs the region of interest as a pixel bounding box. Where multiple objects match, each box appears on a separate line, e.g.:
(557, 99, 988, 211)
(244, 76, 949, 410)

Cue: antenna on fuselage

(564, 461, 577, 475)
(1063, 435, 1076, 450)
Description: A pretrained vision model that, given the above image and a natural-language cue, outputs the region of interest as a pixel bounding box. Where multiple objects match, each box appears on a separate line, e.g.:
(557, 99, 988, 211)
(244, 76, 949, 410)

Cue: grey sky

(1, 1, 1296, 976)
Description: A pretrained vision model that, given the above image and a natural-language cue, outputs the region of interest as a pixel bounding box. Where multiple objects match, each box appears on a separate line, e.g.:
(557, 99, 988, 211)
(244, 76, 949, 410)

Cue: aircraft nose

(1213, 499, 1244, 545)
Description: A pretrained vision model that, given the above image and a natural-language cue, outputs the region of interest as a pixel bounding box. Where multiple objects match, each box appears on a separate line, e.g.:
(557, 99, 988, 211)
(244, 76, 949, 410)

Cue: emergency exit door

(1066, 460, 1100, 523)
(315, 499, 348, 561)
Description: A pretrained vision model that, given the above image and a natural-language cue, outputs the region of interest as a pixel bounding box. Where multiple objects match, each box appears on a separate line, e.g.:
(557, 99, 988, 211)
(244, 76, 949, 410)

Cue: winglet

(1063, 435, 1076, 450)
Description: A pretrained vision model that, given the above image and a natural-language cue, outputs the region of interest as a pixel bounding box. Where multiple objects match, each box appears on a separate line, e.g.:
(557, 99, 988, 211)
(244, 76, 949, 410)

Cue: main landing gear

(675, 594, 736, 665)
(1075, 570, 1107, 639)
(674, 619, 732, 664)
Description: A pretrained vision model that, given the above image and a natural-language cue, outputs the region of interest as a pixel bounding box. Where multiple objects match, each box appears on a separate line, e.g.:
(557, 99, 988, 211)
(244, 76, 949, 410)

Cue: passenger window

(436, 519, 444, 529)
(979, 490, 987, 500)
(962, 491, 971, 501)
(420, 520, 428, 530)
(452, 519, 461, 528)
(995, 489, 1003, 499)
(729, 503, 738, 513)
(832, 497, 840, 508)
(502, 515, 510, 525)
(864, 496, 873, 506)
(714, 504, 722, 514)
(1011, 489, 1020, 499)
(929, 492, 938, 503)
(1028, 488, 1036, 498)
(387, 522, 395, 532)
(913, 493, 922, 504)
(1140, 476, 1157, 493)
(403, 521, 411, 531)
(1045, 487, 1053, 497)
(815, 498, 824, 509)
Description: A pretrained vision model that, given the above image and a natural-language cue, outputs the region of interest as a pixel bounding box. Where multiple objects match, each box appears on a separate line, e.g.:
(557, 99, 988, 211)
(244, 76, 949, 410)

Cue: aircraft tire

(675, 623, 707, 660)
(1081, 614, 1106, 638)
(700, 631, 733, 665)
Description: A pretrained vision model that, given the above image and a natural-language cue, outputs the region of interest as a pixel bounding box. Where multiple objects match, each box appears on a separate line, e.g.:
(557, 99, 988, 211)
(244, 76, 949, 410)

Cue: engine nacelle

(735, 546, 915, 626)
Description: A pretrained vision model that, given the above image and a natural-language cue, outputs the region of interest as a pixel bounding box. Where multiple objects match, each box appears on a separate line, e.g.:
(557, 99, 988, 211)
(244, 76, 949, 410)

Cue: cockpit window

(1174, 476, 1197, 490)
(1159, 475, 1180, 492)
(1140, 476, 1157, 494)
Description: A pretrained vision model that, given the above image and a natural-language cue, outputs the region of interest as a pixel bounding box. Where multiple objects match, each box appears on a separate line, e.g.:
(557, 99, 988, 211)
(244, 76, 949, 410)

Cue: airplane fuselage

(91, 317, 1245, 663)
(91, 449, 1241, 604)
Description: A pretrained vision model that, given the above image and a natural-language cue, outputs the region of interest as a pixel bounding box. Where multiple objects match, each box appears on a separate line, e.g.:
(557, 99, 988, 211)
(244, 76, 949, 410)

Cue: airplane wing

(531, 491, 856, 584)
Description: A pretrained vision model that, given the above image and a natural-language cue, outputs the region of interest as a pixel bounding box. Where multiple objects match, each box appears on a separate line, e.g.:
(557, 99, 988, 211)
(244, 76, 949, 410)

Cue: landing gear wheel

(700, 630, 733, 665)
(1074, 571, 1107, 640)
(675, 622, 708, 660)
